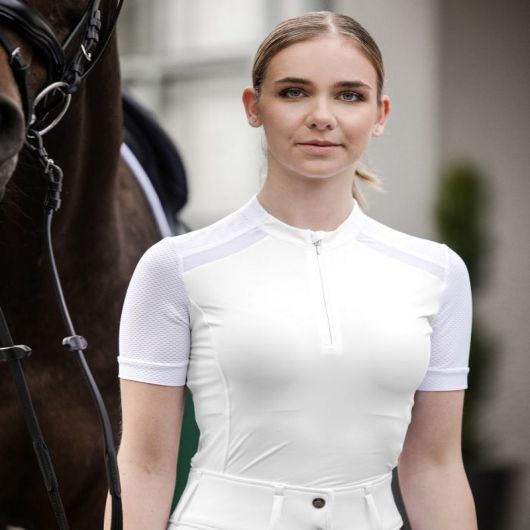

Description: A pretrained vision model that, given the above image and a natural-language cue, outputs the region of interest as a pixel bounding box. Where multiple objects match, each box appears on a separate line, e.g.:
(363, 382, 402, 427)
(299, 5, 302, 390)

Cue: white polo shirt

(118, 194, 471, 488)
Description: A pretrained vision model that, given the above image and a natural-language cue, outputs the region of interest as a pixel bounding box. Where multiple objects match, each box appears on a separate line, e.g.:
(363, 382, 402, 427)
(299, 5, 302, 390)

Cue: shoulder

(356, 216, 472, 391)
(357, 214, 456, 282)
(138, 198, 263, 274)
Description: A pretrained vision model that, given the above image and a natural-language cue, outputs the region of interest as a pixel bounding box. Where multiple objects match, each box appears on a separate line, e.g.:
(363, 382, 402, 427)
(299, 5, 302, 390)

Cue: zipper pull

(313, 239, 322, 255)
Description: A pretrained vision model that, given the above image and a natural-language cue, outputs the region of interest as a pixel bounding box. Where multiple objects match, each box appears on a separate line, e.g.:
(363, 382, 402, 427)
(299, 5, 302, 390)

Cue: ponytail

(353, 163, 383, 210)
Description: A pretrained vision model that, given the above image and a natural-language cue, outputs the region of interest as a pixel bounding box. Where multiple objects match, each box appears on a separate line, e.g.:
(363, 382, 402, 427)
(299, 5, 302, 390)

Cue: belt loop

(266, 484, 285, 530)
(364, 487, 383, 530)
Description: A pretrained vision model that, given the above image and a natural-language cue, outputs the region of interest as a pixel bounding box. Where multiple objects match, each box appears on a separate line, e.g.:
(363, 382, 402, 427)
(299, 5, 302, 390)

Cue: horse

(0, 1, 174, 527)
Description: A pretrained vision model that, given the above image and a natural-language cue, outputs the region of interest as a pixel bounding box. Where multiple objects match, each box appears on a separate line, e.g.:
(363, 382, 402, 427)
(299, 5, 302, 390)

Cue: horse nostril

(0, 93, 25, 165)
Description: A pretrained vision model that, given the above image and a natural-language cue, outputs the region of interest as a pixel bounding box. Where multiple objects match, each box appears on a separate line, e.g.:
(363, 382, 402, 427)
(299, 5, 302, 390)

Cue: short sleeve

(118, 237, 190, 386)
(417, 245, 472, 391)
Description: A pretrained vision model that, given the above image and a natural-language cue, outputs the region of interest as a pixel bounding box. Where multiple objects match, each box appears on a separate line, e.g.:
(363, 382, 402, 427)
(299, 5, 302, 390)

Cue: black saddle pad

(122, 91, 188, 223)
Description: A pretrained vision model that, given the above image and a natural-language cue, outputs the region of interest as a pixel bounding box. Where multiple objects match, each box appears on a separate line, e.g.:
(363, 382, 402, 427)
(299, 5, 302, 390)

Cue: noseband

(0, 2, 124, 530)
(0, 0, 123, 130)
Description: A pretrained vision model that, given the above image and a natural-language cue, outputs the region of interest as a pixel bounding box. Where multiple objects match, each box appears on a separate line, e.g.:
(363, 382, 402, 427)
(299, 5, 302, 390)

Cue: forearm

(103, 455, 176, 530)
(397, 460, 477, 530)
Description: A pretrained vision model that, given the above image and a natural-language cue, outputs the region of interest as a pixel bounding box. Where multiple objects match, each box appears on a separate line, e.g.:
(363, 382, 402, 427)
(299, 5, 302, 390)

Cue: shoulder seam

(179, 222, 260, 257)
(356, 229, 445, 280)
(181, 224, 268, 273)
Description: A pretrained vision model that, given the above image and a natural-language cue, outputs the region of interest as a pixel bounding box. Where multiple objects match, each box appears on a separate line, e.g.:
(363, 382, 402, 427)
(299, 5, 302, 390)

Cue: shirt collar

(241, 193, 366, 248)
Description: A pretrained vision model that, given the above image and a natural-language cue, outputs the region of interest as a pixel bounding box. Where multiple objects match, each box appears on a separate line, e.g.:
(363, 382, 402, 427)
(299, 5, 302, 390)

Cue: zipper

(313, 239, 333, 346)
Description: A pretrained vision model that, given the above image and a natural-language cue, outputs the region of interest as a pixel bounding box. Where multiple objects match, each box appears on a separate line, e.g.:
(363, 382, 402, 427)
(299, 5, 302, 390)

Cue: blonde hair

(252, 11, 385, 209)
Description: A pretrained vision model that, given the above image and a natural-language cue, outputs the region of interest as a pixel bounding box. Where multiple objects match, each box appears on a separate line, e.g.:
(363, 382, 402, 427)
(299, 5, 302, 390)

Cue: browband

(0, 0, 65, 83)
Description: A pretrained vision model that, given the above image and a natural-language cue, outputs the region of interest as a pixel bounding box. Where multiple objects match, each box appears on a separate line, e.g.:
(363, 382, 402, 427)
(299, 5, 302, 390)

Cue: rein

(0, 1, 125, 529)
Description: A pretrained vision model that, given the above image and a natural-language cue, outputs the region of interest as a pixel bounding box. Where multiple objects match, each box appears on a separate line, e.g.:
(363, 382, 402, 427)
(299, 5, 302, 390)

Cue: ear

(242, 87, 262, 127)
(372, 95, 391, 137)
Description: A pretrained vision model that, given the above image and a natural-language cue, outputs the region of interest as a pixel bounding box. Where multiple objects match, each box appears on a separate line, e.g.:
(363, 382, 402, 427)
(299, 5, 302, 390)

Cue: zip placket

(313, 239, 333, 346)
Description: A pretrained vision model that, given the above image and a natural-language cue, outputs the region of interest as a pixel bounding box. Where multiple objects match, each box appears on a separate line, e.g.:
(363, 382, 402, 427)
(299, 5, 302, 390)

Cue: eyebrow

(273, 77, 372, 90)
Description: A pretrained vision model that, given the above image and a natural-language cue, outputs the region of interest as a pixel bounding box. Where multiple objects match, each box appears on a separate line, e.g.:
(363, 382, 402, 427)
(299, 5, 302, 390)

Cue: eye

(338, 91, 362, 102)
(279, 87, 306, 98)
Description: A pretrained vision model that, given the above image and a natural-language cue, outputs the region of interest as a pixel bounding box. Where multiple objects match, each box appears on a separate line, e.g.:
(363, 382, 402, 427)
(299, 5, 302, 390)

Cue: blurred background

(117, 0, 529, 528)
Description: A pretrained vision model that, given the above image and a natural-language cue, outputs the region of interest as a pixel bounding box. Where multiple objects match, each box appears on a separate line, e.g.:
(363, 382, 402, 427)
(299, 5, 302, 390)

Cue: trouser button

(312, 497, 326, 508)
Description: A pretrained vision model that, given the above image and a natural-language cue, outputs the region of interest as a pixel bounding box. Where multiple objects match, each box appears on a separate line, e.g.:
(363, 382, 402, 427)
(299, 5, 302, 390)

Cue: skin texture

(399, 391, 478, 529)
(0, 1, 160, 528)
(111, 34, 476, 529)
(104, 381, 185, 530)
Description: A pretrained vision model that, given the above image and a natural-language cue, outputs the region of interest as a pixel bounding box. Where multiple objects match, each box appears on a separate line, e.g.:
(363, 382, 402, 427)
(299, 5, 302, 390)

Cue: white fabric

(118, 192, 472, 490)
(168, 468, 402, 530)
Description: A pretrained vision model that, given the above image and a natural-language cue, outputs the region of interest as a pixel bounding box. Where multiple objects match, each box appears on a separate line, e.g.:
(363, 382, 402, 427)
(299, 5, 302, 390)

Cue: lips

(297, 139, 341, 155)
(299, 140, 340, 147)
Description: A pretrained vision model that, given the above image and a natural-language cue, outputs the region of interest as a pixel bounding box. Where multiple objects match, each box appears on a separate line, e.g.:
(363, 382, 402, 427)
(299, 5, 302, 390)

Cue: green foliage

(434, 162, 492, 460)
(173, 387, 200, 508)
(435, 163, 487, 289)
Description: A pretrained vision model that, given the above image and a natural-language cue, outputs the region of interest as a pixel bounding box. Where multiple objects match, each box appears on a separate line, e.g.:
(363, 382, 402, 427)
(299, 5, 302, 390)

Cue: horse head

(0, 0, 120, 200)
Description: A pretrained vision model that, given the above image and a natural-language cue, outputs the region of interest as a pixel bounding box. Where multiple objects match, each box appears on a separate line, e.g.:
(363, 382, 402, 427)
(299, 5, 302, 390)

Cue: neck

(257, 167, 356, 232)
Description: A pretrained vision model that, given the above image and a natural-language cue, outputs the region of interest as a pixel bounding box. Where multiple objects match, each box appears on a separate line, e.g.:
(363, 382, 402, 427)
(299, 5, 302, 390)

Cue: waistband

(188, 466, 393, 496)
(171, 467, 401, 530)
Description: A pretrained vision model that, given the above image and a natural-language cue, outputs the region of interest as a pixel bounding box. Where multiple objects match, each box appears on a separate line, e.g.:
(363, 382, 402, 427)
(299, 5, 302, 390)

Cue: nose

(0, 94, 25, 188)
(305, 97, 337, 131)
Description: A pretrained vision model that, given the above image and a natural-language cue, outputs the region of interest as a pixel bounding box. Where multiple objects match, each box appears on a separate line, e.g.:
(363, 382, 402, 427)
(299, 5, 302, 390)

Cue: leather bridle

(0, 0, 124, 128)
(0, 1, 125, 529)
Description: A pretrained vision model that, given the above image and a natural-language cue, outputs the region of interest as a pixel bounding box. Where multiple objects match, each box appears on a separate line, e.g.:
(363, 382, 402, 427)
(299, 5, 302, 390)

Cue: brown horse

(0, 1, 164, 528)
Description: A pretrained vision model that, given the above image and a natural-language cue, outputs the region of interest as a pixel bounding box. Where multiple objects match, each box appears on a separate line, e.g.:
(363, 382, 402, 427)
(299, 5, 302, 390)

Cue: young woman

(106, 11, 477, 530)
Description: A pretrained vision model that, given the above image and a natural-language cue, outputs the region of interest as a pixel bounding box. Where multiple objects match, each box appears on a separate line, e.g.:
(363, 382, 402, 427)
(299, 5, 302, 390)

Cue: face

(243, 35, 390, 184)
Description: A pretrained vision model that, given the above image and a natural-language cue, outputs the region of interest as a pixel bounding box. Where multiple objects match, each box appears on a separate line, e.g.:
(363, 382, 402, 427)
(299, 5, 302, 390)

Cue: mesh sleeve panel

(417, 245, 472, 391)
(118, 237, 190, 386)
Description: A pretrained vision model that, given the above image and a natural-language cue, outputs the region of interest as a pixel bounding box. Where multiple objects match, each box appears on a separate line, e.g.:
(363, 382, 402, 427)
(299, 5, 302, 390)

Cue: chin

(294, 166, 351, 181)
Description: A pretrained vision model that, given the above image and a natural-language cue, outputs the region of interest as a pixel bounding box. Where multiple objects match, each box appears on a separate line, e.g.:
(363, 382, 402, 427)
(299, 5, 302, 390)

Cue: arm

(397, 390, 477, 529)
(103, 379, 185, 530)
(104, 238, 191, 528)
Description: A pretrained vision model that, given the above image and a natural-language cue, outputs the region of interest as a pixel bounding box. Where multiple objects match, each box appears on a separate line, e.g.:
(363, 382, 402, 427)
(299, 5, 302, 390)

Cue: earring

(250, 116, 258, 124)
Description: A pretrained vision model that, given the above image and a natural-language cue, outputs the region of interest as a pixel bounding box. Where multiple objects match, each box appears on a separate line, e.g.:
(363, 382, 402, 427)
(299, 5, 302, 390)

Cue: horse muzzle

(0, 91, 24, 194)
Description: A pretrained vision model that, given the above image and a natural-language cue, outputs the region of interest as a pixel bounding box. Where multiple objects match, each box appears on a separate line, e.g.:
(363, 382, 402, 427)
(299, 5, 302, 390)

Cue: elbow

(117, 437, 179, 479)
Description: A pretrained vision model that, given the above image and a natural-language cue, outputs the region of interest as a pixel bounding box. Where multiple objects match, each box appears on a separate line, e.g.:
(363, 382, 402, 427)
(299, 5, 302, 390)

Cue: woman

(106, 11, 477, 530)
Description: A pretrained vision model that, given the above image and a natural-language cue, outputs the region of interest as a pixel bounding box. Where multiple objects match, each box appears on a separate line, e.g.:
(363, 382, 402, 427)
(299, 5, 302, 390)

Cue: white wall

(118, 0, 269, 227)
